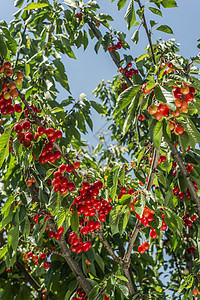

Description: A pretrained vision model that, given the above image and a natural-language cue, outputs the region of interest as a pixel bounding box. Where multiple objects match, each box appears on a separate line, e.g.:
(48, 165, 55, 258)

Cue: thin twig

(167, 141, 200, 217)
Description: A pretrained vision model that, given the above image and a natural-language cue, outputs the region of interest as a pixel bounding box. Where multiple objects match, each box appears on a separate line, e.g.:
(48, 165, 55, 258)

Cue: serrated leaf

(1, 196, 14, 214)
(113, 85, 141, 116)
(136, 53, 148, 63)
(118, 194, 131, 205)
(8, 225, 19, 251)
(0, 36, 7, 58)
(148, 7, 162, 16)
(94, 253, 105, 273)
(124, 0, 136, 30)
(154, 85, 176, 110)
(117, 0, 127, 10)
(153, 122, 162, 150)
(115, 275, 129, 282)
(131, 29, 139, 44)
(24, 3, 49, 10)
(156, 25, 173, 34)
(88, 285, 100, 300)
(109, 205, 122, 235)
(57, 208, 66, 228)
(134, 194, 145, 217)
(0, 125, 12, 169)
(179, 132, 190, 153)
(161, 0, 178, 8)
(0, 246, 7, 260)
(71, 208, 79, 232)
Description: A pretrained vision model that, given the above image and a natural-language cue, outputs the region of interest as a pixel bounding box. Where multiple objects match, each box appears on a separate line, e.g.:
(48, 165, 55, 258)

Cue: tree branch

(167, 141, 200, 217)
(16, 261, 40, 292)
(137, 0, 156, 65)
(47, 219, 92, 295)
(122, 147, 160, 271)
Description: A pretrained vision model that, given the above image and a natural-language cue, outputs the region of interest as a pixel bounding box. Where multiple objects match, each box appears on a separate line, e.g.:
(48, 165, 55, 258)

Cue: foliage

(0, 0, 200, 299)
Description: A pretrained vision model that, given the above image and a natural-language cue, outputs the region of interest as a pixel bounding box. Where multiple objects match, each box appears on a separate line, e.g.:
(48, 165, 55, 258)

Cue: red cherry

(178, 192, 184, 200)
(174, 124, 184, 135)
(73, 161, 80, 169)
(22, 138, 31, 147)
(14, 123, 22, 133)
(14, 104, 22, 113)
(54, 171, 62, 179)
(54, 150, 61, 160)
(94, 221, 101, 230)
(40, 252, 46, 260)
(54, 129, 62, 139)
(45, 142, 54, 151)
(143, 241, 149, 250)
(80, 227, 89, 235)
(25, 132, 33, 141)
(55, 233, 61, 240)
(150, 229, 157, 239)
(48, 231, 55, 238)
(191, 215, 196, 222)
(57, 227, 64, 235)
(37, 126, 46, 135)
(22, 121, 31, 130)
(160, 155, 166, 162)
(168, 62, 173, 68)
(173, 87, 182, 98)
(185, 92, 194, 102)
(45, 128, 54, 137)
(189, 86, 195, 94)
(99, 214, 106, 222)
(138, 245, 145, 254)
(27, 252, 33, 258)
(66, 164, 74, 173)
(76, 245, 83, 254)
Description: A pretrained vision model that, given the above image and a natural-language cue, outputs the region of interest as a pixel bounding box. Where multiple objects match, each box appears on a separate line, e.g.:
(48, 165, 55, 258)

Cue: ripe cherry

(57, 227, 64, 235)
(22, 121, 30, 130)
(14, 104, 22, 113)
(138, 245, 145, 254)
(48, 231, 55, 238)
(55, 233, 61, 240)
(73, 161, 80, 169)
(14, 124, 22, 133)
(37, 126, 46, 135)
(150, 229, 157, 239)
(40, 253, 46, 260)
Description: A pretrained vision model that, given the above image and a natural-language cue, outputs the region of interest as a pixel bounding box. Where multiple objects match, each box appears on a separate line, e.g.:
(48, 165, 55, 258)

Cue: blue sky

(1, 0, 200, 147)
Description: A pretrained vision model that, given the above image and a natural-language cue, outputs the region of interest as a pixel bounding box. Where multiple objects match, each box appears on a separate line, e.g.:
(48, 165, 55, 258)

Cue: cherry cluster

(48, 226, 64, 241)
(138, 241, 149, 254)
(149, 154, 166, 166)
(138, 114, 145, 121)
(69, 231, 92, 254)
(51, 162, 80, 195)
(72, 180, 112, 220)
(108, 39, 123, 52)
(0, 61, 24, 115)
(186, 245, 195, 254)
(75, 12, 83, 21)
(145, 69, 196, 135)
(119, 62, 139, 78)
(72, 288, 87, 300)
(192, 288, 200, 296)
(23, 251, 51, 269)
(182, 213, 196, 228)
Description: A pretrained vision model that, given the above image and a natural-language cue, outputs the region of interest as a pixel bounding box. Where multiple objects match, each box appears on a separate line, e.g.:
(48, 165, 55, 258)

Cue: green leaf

(88, 285, 100, 300)
(24, 3, 49, 10)
(136, 53, 149, 63)
(57, 208, 66, 228)
(63, 0, 78, 8)
(134, 194, 145, 217)
(0, 126, 12, 169)
(109, 205, 121, 235)
(153, 122, 162, 150)
(154, 86, 176, 111)
(0, 36, 7, 58)
(115, 275, 129, 282)
(131, 29, 139, 44)
(0, 246, 7, 260)
(113, 85, 140, 116)
(124, 0, 136, 30)
(117, 0, 127, 10)
(118, 194, 131, 205)
(8, 225, 19, 251)
(156, 25, 173, 34)
(179, 132, 190, 153)
(71, 208, 79, 232)
(94, 253, 105, 273)
(14, 0, 24, 8)
(148, 7, 162, 16)
(1, 196, 14, 214)
(161, 0, 178, 8)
